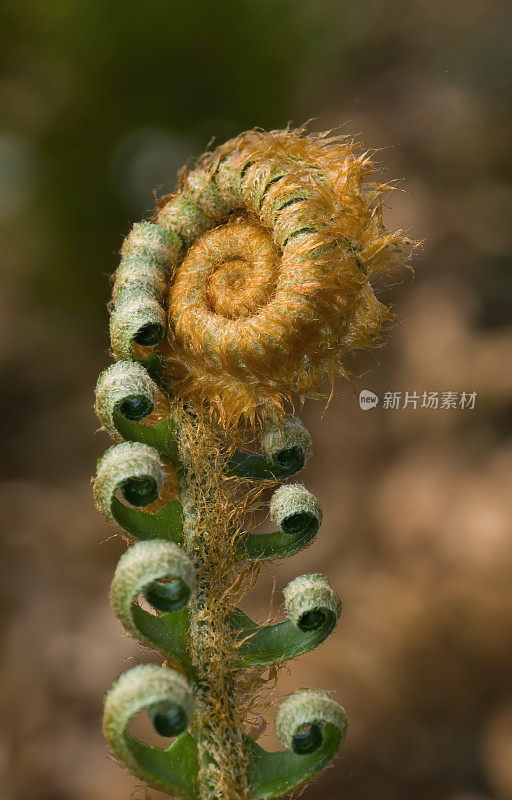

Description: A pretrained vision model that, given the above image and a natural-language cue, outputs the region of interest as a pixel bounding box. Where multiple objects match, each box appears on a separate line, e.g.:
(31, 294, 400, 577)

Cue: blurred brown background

(1, 1, 511, 799)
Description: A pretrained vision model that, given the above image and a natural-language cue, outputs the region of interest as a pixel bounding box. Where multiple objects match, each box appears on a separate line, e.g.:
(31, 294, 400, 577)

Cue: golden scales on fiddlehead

(94, 127, 413, 800)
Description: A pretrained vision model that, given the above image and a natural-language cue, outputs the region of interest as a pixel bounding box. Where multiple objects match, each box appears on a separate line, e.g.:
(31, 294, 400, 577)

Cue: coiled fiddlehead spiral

(94, 127, 413, 800)
(110, 127, 410, 425)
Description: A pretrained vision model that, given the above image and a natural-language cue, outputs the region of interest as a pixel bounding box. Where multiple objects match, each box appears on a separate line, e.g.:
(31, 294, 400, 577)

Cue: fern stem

(177, 406, 249, 800)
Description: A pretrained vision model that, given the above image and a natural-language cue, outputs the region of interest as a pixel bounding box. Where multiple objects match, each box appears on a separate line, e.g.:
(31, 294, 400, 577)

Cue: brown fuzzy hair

(154, 127, 413, 427)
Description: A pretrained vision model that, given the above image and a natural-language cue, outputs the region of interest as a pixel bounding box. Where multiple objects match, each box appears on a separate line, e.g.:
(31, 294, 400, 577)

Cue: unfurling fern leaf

(94, 127, 414, 800)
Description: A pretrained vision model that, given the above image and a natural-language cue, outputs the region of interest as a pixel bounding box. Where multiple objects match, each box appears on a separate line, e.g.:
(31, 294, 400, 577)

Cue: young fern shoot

(94, 127, 412, 800)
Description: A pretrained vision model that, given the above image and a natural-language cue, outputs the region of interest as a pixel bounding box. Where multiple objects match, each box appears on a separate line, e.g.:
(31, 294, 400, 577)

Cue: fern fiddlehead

(94, 127, 411, 800)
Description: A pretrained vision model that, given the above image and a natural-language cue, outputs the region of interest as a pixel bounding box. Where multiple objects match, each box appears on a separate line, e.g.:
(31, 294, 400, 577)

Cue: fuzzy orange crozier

(156, 127, 412, 426)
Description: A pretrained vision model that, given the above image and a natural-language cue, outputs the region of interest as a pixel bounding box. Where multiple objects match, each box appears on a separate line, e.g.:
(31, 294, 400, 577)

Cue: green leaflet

(246, 724, 344, 799)
(131, 605, 194, 678)
(110, 540, 195, 677)
(231, 606, 339, 668)
(231, 574, 341, 668)
(227, 448, 305, 481)
(111, 496, 184, 544)
(94, 439, 183, 542)
(254, 688, 348, 797)
(95, 360, 159, 438)
(228, 415, 312, 481)
(237, 516, 318, 561)
(123, 733, 199, 799)
(112, 411, 180, 464)
(238, 483, 321, 561)
(103, 665, 197, 798)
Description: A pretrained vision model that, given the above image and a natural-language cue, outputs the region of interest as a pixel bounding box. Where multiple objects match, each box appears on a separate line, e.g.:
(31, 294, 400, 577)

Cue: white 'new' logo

(359, 390, 379, 410)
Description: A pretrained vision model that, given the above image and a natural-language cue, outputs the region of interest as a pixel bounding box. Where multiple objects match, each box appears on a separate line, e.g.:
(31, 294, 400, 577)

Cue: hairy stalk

(176, 406, 249, 800)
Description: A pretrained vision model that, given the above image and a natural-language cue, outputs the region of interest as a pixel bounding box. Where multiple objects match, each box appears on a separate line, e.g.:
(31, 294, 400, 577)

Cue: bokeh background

(1, 1, 512, 799)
